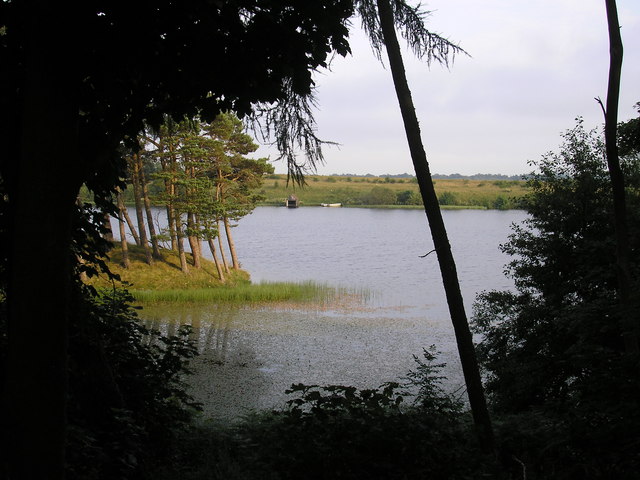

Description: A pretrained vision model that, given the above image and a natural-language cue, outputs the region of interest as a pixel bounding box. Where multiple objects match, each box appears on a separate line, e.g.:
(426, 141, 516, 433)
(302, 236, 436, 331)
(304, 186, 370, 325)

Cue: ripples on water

(128, 206, 528, 421)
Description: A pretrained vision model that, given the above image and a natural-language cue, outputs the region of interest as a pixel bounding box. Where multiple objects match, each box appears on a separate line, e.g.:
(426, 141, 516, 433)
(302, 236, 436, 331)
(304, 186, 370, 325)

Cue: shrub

(437, 190, 457, 206)
(396, 190, 422, 205)
(66, 288, 200, 479)
(472, 118, 640, 478)
(361, 186, 397, 205)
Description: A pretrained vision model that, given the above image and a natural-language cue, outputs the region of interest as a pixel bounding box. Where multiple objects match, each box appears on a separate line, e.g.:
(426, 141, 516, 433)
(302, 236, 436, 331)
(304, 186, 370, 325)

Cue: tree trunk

(602, 0, 638, 353)
(117, 191, 131, 268)
(167, 204, 178, 250)
(187, 212, 201, 268)
(217, 219, 230, 273)
(131, 154, 153, 265)
(194, 214, 204, 261)
(376, 0, 494, 451)
(138, 154, 162, 259)
(120, 200, 141, 246)
(5, 4, 78, 477)
(223, 216, 240, 269)
(174, 210, 189, 274)
(207, 237, 226, 282)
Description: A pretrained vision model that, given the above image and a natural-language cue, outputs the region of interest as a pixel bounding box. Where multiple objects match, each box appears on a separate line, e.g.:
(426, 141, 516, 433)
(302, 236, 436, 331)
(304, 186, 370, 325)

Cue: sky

(255, 0, 640, 177)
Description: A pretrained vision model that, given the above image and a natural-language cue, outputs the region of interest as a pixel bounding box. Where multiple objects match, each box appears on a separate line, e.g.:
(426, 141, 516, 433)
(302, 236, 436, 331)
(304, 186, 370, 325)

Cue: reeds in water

(130, 281, 354, 305)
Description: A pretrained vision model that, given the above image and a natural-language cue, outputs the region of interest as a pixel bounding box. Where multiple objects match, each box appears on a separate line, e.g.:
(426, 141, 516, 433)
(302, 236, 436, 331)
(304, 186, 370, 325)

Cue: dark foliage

(66, 289, 199, 480)
(473, 118, 640, 478)
(155, 348, 500, 480)
(0, 284, 199, 480)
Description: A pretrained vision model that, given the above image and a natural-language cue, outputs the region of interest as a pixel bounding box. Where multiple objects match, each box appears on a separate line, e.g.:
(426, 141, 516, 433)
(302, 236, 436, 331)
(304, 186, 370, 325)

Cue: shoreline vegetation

(89, 243, 353, 305)
(260, 174, 528, 210)
(85, 174, 529, 210)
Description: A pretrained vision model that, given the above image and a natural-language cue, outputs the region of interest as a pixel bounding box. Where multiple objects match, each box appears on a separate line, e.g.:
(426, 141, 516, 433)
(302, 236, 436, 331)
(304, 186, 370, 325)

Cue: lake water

(119, 206, 528, 421)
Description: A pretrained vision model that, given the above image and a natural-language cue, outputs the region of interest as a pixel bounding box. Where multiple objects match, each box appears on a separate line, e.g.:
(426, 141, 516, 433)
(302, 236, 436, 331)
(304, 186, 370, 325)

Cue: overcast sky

(257, 0, 640, 177)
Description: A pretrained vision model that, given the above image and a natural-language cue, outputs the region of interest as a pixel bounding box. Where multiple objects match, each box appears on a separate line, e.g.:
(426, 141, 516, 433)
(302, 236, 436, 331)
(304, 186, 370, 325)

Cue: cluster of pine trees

(114, 113, 273, 280)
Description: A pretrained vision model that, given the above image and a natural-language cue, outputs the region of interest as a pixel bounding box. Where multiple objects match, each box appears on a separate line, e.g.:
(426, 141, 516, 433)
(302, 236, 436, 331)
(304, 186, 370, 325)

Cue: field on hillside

(258, 174, 529, 209)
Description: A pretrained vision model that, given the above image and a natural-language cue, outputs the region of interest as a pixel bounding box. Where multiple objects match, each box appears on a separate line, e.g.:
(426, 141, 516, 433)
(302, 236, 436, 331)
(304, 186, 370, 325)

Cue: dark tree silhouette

(368, 0, 494, 450)
(598, 0, 638, 353)
(0, 1, 354, 477)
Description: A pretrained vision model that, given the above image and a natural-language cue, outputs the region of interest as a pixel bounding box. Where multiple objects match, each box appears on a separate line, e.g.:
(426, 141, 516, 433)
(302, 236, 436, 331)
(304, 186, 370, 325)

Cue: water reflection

(141, 301, 467, 421)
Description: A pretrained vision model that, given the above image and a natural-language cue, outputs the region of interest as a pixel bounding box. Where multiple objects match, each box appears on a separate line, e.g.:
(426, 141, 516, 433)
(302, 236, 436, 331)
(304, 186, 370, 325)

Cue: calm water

(119, 206, 528, 420)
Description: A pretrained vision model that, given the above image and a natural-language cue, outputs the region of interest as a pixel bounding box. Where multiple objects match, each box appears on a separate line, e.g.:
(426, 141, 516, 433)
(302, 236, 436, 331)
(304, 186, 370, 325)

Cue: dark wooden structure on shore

(286, 194, 299, 208)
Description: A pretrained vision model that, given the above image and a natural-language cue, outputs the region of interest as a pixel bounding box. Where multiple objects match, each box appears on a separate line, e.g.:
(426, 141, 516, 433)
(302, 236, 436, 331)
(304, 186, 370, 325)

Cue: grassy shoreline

(258, 174, 528, 209)
(89, 244, 347, 304)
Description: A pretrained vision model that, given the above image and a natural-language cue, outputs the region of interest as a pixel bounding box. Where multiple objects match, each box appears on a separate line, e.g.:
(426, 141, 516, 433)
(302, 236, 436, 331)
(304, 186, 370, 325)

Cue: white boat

(320, 203, 342, 207)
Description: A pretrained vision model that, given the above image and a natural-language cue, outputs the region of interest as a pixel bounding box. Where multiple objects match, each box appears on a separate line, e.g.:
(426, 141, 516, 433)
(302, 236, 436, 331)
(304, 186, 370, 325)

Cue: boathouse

(286, 194, 299, 208)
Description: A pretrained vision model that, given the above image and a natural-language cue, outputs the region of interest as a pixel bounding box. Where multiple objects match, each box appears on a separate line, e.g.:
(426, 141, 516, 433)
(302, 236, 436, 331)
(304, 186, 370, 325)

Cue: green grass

(90, 243, 248, 291)
(131, 280, 344, 304)
(88, 244, 353, 305)
(258, 174, 528, 209)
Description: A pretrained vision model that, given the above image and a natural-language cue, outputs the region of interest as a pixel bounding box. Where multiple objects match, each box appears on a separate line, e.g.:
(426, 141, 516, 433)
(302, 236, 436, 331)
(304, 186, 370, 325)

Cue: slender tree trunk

(160, 151, 178, 250)
(207, 236, 226, 282)
(187, 212, 201, 268)
(174, 210, 189, 274)
(117, 191, 131, 268)
(167, 204, 178, 250)
(602, 0, 638, 353)
(223, 216, 240, 269)
(376, 0, 494, 451)
(5, 4, 78, 477)
(131, 154, 153, 265)
(138, 154, 162, 259)
(217, 219, 230, 273)
(120, 199, 141, 246)
(194, 214, 204, 260)
(163, 145, 179, 251)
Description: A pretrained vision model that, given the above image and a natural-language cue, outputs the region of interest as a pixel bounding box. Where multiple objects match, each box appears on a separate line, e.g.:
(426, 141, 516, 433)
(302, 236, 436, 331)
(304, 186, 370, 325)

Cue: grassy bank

(258, 174, 528, 209)
(89, 243, 344, 304)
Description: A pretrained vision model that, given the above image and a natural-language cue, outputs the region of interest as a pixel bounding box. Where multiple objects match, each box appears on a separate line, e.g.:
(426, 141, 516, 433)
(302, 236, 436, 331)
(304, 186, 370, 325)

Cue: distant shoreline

(260, 174, 529, 210)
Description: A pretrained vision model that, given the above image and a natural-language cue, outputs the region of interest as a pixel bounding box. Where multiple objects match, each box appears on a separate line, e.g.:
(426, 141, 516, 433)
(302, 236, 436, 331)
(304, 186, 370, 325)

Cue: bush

(66, 288, 200, 479)
(225, 350, 495, 480)
(156, 348, 501, 480)
(472, 118, 640, 478)
(396, 190, 422, 205)
(360, 186, 397, 205)
(437, 190, 457, 206)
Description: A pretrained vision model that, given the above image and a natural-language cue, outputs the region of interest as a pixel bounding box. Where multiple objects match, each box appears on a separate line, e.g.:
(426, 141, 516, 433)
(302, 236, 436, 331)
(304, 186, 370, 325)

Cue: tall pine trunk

(131, 154, 153, 264)
(208, 237, 226, 282)
(138, 154, 162, 259)
(174, 210, 189, 274)
(376, 0, 494, 451)
(120, 199, 141, 246)
(117, 191, 131, 268)
(187, 212, 201, 268)
(223, 216, 240, 269)
(217, 219, 230, 274)
(602, 0, 638, 353)
(167, 204, 178, 250)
